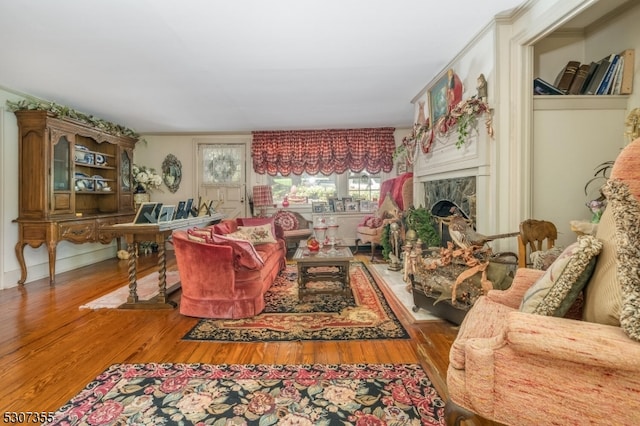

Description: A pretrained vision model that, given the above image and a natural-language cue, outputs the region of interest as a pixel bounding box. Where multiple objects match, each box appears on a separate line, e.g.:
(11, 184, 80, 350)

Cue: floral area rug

(46, 363, 445, 425)
(183, 262, 410, 341)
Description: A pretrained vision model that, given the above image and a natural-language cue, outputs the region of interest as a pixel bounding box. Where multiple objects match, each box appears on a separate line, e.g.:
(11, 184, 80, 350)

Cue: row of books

(533, 49, 634, 96)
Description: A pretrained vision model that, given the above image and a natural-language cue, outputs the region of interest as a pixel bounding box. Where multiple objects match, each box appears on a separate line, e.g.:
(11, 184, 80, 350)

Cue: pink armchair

(445, 138, 640, 425)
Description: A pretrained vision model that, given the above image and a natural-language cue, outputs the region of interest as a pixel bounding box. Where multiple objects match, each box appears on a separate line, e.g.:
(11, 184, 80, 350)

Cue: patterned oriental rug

(46, 363, 446, 425)
(183, 262, 410, 341)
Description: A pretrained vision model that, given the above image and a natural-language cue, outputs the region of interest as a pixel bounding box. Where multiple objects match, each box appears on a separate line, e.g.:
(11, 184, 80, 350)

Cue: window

(267, 171, 380, 203)
(348, 171, 381, 201)
(268, 172, 337, 203)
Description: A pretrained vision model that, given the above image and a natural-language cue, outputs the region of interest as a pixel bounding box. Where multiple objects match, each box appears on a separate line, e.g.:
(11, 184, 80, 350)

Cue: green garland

(6, 99, 140, 139)
(404, 206, 440, 247)
(381, 223, 392, 260)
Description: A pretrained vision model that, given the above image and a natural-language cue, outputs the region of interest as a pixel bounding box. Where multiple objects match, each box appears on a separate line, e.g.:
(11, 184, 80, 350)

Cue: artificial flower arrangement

(399, 95, 493, 166)
(132, 164, 163, 193)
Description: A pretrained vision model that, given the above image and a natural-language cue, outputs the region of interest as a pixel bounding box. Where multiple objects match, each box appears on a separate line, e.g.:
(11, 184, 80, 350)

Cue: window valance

(251, 127, 396, 176)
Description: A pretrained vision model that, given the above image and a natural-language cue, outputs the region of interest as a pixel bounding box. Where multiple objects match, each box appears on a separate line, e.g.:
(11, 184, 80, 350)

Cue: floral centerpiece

(132, 164, 163, 193)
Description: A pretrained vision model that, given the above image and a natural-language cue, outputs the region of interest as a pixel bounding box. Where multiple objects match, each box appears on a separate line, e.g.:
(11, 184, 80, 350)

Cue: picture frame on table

(345, 201, 359, 212)
(174, 201, 186, 219)
(429, 71, 451, 125)
(158, 205, 175, 223)
(327, 197, 337, 213)
(312, 202, 327, 213)
(134, 202, 159, 224)
(334, 199, 345, 212)
(359, 200, 373, 213)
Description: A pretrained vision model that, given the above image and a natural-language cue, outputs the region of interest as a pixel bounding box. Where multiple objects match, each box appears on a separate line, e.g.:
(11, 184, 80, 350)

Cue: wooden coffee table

(292, 246, 354, 298)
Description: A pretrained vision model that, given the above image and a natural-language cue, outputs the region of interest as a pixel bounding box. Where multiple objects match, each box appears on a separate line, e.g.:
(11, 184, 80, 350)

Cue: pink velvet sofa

(172, 218, 286, 319)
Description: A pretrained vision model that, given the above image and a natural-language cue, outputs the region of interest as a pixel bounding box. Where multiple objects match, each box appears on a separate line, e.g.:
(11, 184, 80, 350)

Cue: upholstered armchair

(445, 138, 640, 425)
(355, 173, 413, 260)
(272, 210, 313, 249)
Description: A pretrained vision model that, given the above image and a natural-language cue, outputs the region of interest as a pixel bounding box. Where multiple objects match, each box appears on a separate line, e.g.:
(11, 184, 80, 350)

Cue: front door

(196, 142, 247, 219)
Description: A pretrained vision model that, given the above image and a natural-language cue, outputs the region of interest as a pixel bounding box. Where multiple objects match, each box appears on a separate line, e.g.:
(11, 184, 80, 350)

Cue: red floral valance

(251, 128, 396, 176)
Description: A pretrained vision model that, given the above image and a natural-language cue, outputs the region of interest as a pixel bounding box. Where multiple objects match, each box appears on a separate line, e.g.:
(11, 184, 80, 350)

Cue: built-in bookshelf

(534, 49, 634, 96)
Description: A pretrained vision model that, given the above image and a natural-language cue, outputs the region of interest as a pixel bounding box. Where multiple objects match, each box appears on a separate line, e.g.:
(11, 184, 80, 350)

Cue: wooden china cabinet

(13, 110, 138, 285)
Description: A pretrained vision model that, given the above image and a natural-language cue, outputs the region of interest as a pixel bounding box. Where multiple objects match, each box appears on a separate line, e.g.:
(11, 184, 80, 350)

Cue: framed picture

(134, 202, 159, 224)
(345, 201, 359, 212)
(327, 197, 337, 212)
(341, 196, 353, 203)
(312, 202, 327, 213)
(158, 205, 175, 223)
(334, 200, 345, 212)
(429, 70, 451, 125)
(184, 198, 194, 218)
(174, 201, 186, 219)
(359, 200, 373, 213)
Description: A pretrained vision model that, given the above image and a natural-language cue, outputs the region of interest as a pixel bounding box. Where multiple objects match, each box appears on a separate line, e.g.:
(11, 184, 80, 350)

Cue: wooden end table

(292, 246, 354, 298)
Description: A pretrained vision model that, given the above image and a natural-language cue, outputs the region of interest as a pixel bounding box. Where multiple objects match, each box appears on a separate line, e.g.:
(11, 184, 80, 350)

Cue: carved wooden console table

(102, 214, 224, 309)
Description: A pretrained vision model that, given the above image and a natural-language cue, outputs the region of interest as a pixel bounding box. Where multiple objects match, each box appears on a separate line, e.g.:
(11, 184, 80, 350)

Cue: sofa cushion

(237, 223, 277, 245)
(210, 233, 264, 270)
(237, 217, 277, 239)
(520, 235, 602, 317)
(603, 179, 640, 341)
(212, 220, 236, 235)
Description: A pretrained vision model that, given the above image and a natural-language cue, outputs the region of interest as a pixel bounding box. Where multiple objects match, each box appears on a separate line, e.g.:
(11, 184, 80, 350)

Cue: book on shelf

(568, 63, 592, 95)
(533, 78, 564, 95)
(554, 60, 580, 93)
(618, 48, 635, 95)
(596, 54, 620, 95)
(585, 56, 611, 95)
(579, 62, 600, 94)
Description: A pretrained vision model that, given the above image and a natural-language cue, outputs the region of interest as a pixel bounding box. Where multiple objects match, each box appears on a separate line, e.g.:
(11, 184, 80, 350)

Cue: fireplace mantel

(413, 121, 498, 247)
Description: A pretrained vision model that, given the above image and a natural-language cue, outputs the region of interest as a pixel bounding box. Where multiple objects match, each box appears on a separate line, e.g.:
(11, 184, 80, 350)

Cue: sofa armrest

(505, 312, 640, 371)
(486, 268, 544, 309)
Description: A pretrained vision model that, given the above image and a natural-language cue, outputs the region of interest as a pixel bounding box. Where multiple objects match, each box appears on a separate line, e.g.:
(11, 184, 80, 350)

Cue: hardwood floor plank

(0, 252, 466, 418)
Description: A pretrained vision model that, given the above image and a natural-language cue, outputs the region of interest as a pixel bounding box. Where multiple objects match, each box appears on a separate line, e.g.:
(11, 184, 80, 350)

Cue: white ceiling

(0, 0, 525, 134)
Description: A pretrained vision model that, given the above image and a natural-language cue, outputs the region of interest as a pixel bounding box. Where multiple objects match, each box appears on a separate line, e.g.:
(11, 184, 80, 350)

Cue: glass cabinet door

(121, 150, 132, 192)
(53, 136, 70, 191)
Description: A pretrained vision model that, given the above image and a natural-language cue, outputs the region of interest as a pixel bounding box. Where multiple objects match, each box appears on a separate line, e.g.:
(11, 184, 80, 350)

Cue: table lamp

(252, 185, 274, 217)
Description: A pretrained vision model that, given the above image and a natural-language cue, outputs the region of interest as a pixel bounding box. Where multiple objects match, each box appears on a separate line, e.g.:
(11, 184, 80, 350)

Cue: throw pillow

(582, 208, 622, 325)
(237, 217, 277, 239)
(237, 224, 277, 245)
(210, 233, 264, 270)
(273, 211, 299, 232)
(603, 179, 640, 341)
(376, 193, 399, 220)
(520, 235, 602, 317)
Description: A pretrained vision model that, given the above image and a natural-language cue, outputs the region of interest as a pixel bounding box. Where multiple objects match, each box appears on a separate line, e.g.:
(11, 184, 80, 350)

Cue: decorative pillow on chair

(520, 235, 602, 317)
(210, 233, 264, 270)
(273, 210, 299, 232)
(237, 224, 277, 244)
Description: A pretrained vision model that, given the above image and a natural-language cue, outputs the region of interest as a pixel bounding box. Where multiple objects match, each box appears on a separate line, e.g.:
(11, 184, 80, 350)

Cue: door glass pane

(53, 136, 70, 191)
(201, 145, 243, 184)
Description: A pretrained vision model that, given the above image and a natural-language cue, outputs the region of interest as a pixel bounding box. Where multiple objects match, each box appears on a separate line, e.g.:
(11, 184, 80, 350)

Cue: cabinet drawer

(96, 217, 119, 244)
(59, 221, 96, 243)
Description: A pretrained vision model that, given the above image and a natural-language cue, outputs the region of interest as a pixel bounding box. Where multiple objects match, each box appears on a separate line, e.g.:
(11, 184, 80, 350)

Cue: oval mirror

(162, 154, 182, 193)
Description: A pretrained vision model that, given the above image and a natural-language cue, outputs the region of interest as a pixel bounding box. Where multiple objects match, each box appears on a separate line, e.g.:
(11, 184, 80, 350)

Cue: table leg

(156, 234, 168, 303)
(15, 241, 27, 285)
(126, 241, 138, 303)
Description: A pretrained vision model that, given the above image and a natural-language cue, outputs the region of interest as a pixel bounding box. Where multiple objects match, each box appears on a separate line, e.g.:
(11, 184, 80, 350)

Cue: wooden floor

(0, 251, 464, 417)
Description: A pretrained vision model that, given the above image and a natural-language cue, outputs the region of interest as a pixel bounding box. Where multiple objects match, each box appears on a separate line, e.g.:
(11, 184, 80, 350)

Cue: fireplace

(424, 176, 476, 246)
